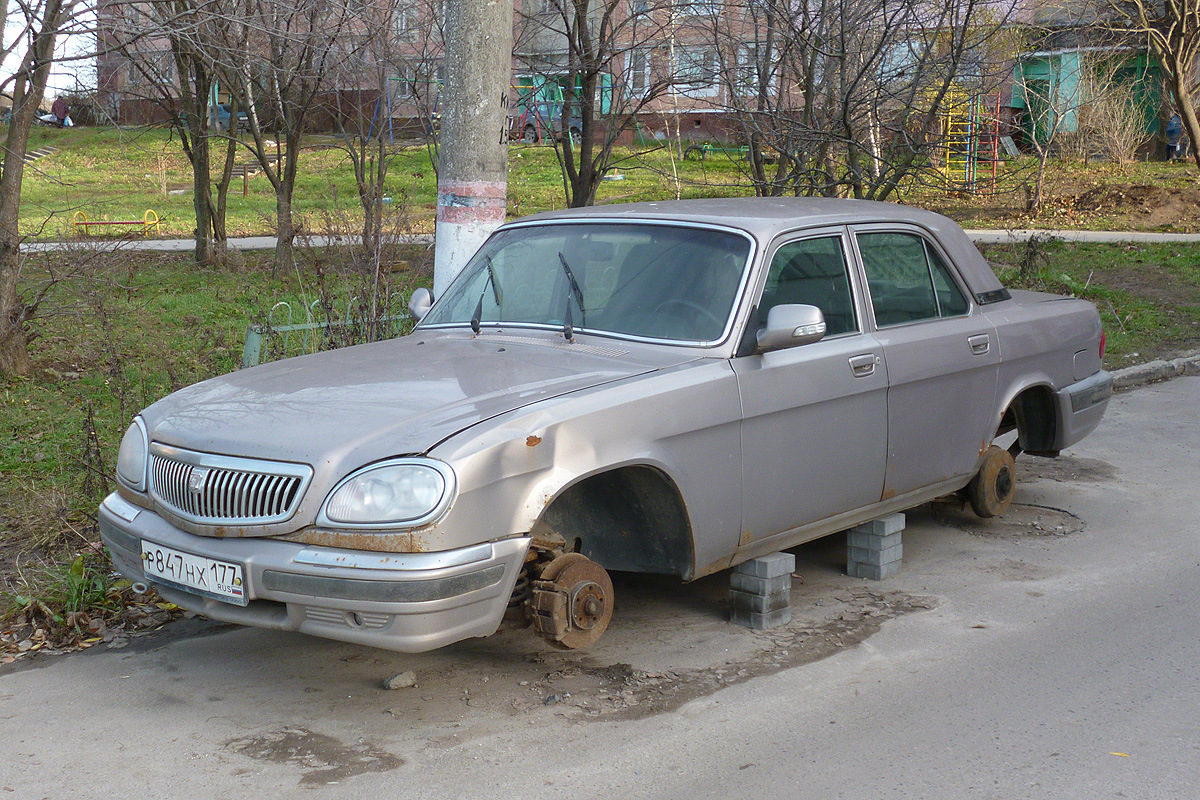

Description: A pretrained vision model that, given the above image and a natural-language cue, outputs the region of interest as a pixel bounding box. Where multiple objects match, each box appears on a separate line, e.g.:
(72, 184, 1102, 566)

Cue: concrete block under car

(847, 560, 901, 581)
(846, 513, 906, 580)
(850, 513, 906, 538)
(733, 551, 796, 579)
(848, 543, 903, 567)
(729, 588, 791, 614)
(847, 529, 903, 551)
(730, 606, 793, 630)
(730, 572, 791, 595)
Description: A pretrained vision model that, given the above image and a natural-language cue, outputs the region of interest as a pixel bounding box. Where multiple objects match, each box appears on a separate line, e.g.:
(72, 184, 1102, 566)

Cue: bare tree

(1077, 53, 1153, 163)
(323, 0, 404, 253)
(1104, 0, 1200, 169)
(1012, 51, 1086, 210)
(1, 0, 84, 377)
(516, 0, 674, 207)
(699, 0, 1015, 200)
(199, 0, 356, 270)
(102, 0, 243, 264)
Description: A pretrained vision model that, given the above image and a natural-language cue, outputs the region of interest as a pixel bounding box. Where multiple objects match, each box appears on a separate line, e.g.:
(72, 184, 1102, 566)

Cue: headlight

(116, 418, 148, 492)
(319, 459, 455, 528)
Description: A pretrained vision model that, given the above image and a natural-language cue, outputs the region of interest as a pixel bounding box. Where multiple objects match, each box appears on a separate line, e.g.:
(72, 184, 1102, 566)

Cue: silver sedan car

(99, 198, 1112, 652)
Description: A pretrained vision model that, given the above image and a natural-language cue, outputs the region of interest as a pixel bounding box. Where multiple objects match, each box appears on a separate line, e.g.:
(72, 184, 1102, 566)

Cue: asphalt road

(1, 378, 1197, 799)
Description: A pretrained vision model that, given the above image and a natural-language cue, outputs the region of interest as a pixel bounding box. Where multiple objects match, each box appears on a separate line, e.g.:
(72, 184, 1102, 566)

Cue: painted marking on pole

(436, 180, 507, 225)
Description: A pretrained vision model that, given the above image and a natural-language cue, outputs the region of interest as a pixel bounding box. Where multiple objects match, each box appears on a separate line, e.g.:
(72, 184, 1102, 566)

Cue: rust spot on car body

(526, 435, 543, 447)
(880, 488, 896, 501)
(695, 556, 733, 579)
(280, 527, 427, 553)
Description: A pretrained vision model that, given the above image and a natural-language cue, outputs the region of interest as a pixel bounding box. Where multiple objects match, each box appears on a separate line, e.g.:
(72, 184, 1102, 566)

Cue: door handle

(968, 334, 990, 355)
(848, 353, 877, 377)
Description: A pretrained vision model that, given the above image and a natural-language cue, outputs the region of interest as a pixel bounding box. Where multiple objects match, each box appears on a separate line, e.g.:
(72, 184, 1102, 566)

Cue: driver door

(732, 230, 888, 543)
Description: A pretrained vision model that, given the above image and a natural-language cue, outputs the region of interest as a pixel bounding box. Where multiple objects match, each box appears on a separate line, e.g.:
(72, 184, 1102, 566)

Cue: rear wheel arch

(1001, 384, 1059, 456)
(531, 465, 695, 579)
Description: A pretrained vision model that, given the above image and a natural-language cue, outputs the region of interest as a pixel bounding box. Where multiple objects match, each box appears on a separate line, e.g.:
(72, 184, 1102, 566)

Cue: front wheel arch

(531, 465, 694, 578)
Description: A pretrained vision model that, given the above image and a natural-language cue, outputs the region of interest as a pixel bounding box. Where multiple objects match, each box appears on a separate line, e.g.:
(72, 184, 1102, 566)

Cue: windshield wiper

(558, 252, 585, 342)
(470, 255, 502, 335)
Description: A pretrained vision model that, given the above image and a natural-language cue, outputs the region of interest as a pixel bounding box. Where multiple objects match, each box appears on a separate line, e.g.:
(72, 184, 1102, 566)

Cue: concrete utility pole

(434, 0, 514, 296)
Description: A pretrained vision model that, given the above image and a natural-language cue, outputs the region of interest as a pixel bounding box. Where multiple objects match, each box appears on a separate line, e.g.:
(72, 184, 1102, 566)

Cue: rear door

(733, 229, 888, 542)
(850, 226, 1000, 497)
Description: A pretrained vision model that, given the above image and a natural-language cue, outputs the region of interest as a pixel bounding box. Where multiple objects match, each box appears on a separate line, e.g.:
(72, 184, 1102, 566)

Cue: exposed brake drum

(528, 552, 614, 650)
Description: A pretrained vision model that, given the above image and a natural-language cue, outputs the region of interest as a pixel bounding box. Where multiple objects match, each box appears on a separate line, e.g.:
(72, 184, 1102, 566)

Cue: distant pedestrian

(51, 96, 68, 127)
(1166, 112, 1183, 160)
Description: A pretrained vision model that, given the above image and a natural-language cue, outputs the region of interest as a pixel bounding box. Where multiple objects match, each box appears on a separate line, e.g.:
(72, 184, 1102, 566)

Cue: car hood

(141, 329, 692, 472)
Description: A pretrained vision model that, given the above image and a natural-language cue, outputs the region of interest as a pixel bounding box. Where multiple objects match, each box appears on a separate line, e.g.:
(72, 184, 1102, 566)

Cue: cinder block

(729, 588, 791, 614)
(847, 560, 901, 581)
(847, 543, 903, 567)
(730, 606, 792, 630)
(847, 529, 903, 550)
(849, 513, 906, 538)
(730, 572, 791, 595)
(733, 552, 796, 579)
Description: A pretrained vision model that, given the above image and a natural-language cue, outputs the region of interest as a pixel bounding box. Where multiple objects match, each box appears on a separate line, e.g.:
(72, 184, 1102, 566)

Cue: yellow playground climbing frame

(933, 88, 1003, 195)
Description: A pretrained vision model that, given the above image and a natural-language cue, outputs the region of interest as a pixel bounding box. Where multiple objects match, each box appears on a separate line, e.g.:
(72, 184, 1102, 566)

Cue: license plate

(141, 541, 247, 606)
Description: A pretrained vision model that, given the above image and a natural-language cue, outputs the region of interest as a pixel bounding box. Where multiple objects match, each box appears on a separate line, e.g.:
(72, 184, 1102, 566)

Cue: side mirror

(408, 287, 434, 322)
(756, 304, 827, 353)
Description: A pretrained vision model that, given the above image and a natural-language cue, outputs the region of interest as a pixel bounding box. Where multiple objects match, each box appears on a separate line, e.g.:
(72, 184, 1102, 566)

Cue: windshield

(421, 222, 753, 343)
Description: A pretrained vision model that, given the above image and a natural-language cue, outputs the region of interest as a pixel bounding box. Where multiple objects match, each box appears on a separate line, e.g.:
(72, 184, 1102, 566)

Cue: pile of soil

(1072, 183, 1200, 228)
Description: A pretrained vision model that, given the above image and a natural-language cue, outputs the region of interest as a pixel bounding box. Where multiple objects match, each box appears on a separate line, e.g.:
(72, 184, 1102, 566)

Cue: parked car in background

(214, 104, 249, 132)
(99, 198, 1112, 654)
(517, 100, 582, 144)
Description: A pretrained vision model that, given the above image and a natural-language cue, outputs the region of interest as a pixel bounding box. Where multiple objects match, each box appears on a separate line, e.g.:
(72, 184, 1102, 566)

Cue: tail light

(1099, 330, 1106, 359)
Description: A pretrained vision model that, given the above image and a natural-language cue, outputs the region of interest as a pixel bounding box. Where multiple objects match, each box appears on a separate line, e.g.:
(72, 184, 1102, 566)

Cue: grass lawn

(20, 126, 751, 239)
(24, 125, 1200, 240)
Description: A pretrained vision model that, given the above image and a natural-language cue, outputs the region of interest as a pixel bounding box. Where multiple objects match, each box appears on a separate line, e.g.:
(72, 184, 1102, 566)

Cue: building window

(674, 46, 718, 98)
(674, 0, 721, 16)
(626, 48, 652, 97)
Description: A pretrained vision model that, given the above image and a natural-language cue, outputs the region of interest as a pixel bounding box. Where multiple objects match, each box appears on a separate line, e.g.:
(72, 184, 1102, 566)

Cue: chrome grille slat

(148, 444, 311, 527)
(257, 475, 275, 518)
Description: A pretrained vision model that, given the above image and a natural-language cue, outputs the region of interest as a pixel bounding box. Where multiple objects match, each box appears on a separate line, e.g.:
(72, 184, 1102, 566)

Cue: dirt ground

(934, 177, 1200, 232)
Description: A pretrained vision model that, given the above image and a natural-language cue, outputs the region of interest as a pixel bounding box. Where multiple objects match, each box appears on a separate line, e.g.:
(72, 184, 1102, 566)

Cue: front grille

(149, 443, 312, 526)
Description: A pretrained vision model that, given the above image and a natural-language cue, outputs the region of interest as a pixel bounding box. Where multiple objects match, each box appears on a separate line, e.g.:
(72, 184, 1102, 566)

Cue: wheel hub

(528, 553, 614, 649)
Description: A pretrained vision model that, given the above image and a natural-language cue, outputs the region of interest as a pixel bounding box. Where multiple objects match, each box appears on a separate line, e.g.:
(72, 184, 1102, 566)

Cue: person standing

(50, 96, 68, 127)
(1165, 112, 1183, 160)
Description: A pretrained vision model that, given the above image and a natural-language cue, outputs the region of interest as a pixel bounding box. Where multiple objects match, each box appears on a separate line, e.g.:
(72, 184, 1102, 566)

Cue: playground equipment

(934, 88, 1003, 195)
(72, 209, 161, 237)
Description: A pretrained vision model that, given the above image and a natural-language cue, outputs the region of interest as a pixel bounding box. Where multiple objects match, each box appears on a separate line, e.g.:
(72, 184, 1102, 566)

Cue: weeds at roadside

(1, 552, 183, 663)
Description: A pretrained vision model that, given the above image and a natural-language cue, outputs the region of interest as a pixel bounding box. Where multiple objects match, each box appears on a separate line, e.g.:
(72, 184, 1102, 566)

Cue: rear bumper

(99, 492, 529, 653)
(1055, 370, 1113, 450)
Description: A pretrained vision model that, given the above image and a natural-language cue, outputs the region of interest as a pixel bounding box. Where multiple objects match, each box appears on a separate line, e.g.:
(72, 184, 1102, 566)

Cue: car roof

(515, 197, 937, 237)
(506, 197, 1007, 299)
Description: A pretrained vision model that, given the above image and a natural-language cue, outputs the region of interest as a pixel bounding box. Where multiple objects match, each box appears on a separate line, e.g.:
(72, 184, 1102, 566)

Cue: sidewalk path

(21, 228, 1200, 254)
(966, 229, 1200, 244)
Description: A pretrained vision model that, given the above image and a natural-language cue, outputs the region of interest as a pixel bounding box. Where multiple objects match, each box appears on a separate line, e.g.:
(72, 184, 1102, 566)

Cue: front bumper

(1055, 369, 1114, 451)
(99, 493, 530, 653)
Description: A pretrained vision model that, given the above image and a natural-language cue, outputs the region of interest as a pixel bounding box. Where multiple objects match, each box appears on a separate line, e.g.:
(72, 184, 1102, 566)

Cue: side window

(857, 232, 969, 327)
(928, 247, 969, 316)
(760, 236, 857, 336)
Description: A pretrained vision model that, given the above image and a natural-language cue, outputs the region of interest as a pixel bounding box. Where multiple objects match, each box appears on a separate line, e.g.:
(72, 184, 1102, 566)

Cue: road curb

(1111, 353, 1200, 391)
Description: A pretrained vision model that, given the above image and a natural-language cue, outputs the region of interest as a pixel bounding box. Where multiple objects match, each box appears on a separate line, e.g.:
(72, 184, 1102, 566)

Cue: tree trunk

(0, 0, 66, 377)
(191, 135, 213, 264)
